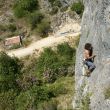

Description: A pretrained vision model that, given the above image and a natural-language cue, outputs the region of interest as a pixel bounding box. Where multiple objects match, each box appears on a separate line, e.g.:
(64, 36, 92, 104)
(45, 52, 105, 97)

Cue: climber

(83, 43, 96, 76)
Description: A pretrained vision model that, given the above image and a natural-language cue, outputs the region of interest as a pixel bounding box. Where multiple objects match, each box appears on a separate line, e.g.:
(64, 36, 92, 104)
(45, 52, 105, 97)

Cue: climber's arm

(87, 55, 96, 59)
(84, 49, 90, 59)
(84, 49, 96, 60)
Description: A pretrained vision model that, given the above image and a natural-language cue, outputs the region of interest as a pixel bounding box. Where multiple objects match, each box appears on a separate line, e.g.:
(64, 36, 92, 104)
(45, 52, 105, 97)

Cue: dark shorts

(84, 60, 96, 72)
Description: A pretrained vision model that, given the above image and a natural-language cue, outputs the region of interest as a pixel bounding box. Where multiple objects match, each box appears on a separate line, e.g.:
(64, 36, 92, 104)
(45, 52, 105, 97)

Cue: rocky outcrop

(51, 11, 80, 33)
(39, 0, 74, 11)
(39, 0, 80, 33)
(73, 0, 110, 110)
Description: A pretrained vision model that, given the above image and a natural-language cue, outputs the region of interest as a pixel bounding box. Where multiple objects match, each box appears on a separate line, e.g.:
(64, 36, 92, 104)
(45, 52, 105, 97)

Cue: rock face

(51, 11, 80, 33)
(73, 0, 110, 110)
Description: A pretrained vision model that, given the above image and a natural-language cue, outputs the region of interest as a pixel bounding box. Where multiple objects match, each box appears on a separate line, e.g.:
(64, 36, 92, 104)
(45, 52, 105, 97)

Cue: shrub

(37, 100, 58, 110)
(36, 19, 51, 37)
(60, 6, 68, 12)
(75, 35, 80, 48)
(0, 52, 21, 75)
(54, 0, 62, 7)
(28, 11, 44, 30)
(0, 24, 7, 32)
(50, 7, 59, 15)
(49, 0, 62, 7)
(36, 43, 76, 80)
(49, 83, 67, 97)
(3, 32, 15, 38)
(23, 38, 32, 47)
(0, 24, 16, 33)
(15, 90, 34, 110)
(0, 52, 22, 91)
(10, 44, 21, 50)
(48, 0, 55, 4)
(43, 68, 57, 83)
(36, 48, 59, 76)
(71, 2, 84, 17)
(0, 38, 2, 42)
(57, 42, 76, 62)
(104, 88, 110, 99)
(13, 0, 39, 18)
(7, 24, 17, 32)
(0, 90, 17, 110)
(13, 5, 26, 18)
(81, 94, 90, 110)
(31, 86, 50, 102)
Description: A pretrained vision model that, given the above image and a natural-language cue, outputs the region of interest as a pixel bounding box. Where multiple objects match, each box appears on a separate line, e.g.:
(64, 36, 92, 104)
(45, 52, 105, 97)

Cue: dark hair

(84, 43, 93, 56)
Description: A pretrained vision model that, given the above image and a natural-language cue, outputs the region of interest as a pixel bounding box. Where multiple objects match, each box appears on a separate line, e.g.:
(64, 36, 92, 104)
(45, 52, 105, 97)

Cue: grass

(19, 41, 77, 109)
(9, 44, 21, 50)
(23, 38, 32, 47)
(104, 88, 110, 99)
(71, 1, 84, 17)
(54, 77, 75, 110)
(75, 35, 80, 48)
(37, 76, 75, 110)
(35, 43, 76, 81)
(80, 93, 90, 110)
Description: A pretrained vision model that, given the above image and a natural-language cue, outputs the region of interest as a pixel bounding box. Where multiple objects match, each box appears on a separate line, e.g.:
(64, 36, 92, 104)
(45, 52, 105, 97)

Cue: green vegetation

(35, 43, 76, 81)
(0, 24, 7, 32)
(104, 88, 110, 99)
(7, 24, 17, 32)
(57, 43, 76, 64)
(0, 40, 77, 109)
(28, 11, 44, 30)
(10, 44, 21, 50)
(36, 19, 51, 37)
(12, 0, 51, 37)
(0, 90, 17, 110)
(48, 0, 62, 7)
(13, 0, 39, 18)
(81, 94, 90, 110)
(0, 24, 17, 40)
(71, 1, 84, 17)
(60, 6, 68, 12)
(0, 24, 16, 32)
(37, 99, 58, 110)
(50, 7, 59, 15)
(0, 52, 22, 91)
(48, 0, 62, 15)
(23, 38, 32, 47)
(75, 34, 80, 48)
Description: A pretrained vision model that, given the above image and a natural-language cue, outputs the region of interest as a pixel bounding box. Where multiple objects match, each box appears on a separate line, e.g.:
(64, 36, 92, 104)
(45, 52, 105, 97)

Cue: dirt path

(7, 22, 81, 58)
(7, 32, 80, 58)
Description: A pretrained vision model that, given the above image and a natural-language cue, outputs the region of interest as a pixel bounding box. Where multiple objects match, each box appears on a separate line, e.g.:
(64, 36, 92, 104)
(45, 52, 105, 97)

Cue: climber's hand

(93, 55, 96, 58)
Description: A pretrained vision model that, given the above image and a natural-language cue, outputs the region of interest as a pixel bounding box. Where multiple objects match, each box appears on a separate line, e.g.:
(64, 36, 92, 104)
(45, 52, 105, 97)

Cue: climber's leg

(88, 61, 96, 72)
(82, 64, 88, 76)
(85, 61, 96, 72)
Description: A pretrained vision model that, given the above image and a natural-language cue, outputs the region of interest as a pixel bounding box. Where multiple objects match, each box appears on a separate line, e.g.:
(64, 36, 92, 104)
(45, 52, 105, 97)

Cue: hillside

(0, 0, 81, 51)
(0, 0, 83, 110)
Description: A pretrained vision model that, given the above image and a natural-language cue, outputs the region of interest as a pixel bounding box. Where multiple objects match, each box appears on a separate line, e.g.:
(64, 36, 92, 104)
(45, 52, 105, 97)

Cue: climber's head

(84, 43, 93, 56)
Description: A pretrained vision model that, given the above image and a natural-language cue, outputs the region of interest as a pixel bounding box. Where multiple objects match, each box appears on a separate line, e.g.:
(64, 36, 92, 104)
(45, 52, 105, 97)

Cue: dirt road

(7, 32, 80, 58)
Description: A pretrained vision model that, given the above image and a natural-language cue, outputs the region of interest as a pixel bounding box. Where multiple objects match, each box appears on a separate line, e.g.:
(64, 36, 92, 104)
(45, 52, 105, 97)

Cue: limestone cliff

(73, 0, 110, 110)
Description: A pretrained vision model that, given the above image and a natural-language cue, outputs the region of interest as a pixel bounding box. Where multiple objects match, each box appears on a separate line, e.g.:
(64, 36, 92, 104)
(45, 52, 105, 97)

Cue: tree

(71, 2, 84, 17)
(37, 19, 51, 37)
(28, 11, 44, 30)
(13, 0, 39, 18)
(0, 52, 22, 91)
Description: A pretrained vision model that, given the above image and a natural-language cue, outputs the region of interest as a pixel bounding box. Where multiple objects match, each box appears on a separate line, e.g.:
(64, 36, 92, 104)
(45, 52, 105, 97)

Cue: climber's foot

(86, 70, 91, 77)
